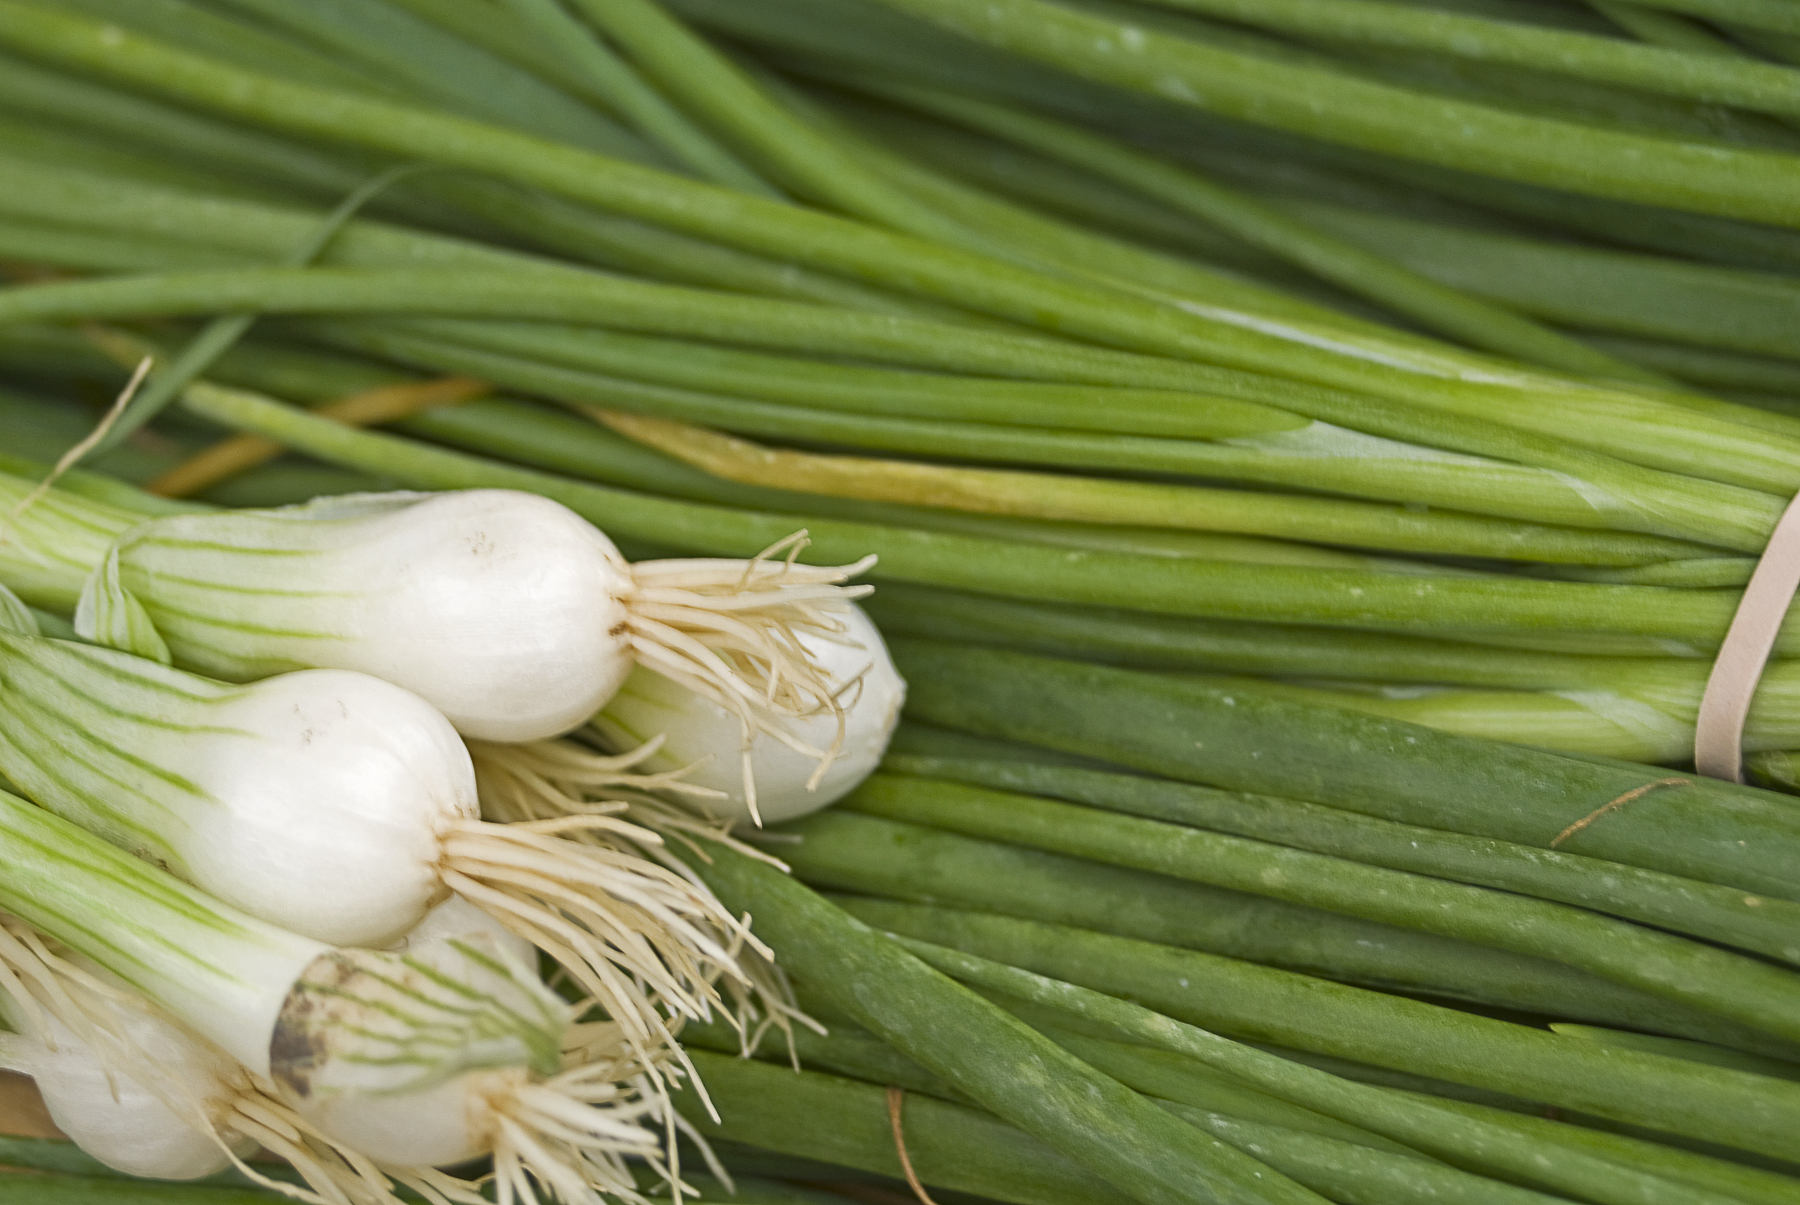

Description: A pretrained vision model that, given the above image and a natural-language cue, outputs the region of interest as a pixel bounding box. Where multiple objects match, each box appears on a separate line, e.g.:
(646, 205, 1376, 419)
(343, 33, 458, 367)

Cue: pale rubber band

(1694, 490, 1800, 782)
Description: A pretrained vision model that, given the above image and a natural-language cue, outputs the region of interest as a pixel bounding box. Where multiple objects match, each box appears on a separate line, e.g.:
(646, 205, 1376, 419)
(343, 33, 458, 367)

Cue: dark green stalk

(307, 326, 1733, 565)
(494, 0, 780, 194)
(674, 840, 1329, 1205)
(778, 808, 1796, 1053)
(561, 0, 974, 243)
(2, 6, 1793, 498)
(845, 76, 1663, 383)
(884, 925, 1800, 1201)
(859, 582, 1721, 683)
(1279, 199, 1800, 365)
(202, 0, 660, 162)
(0, 263, 1782, 548)
(837, 774, 1800, 1039)
(0, 1174, 287, 1203)
(1139, 0, 1800, 119)
(92, 165, 423, 455)
(674, 1050, 1138, 1205)
(50, 0, 387, 96)
(1589, 0, 1745, 53)
(869, 0, 1800, 223)
(887, 639, 1800, 897)
(170, 388, 1800, 656)
(877, 753, 1800, 965)
(845, 899, 1800, 1165)
(1625, 0, 1800, 35)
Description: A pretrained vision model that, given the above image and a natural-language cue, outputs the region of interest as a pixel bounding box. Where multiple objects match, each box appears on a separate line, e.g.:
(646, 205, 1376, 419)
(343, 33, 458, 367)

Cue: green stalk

(596, 404, 1724, 564)
(887, 927, 1800, 1201)
(0, 1173, 288, 1203)
(847, 899, 1800, 1165)
(493, 0, 780, 194)
(779, 808, 1795, 1052)
(1580, 337, 1800, 395)
(843, 76, 1664, 383)
(171, 385, 1800, 654)
(332, 319, 1734, 548)
(878, 752, 1800, 965)
(0, 153, 1779, 525)
(1278, 199, 1800, 365)
(675, 1050, 1137, 1205)
(2, 4, 1794, 494)
(1624, 0, 1800, 35)
(1, 263, 1783, 547)
(887, 639, 1800, 897)
(50, 0, 387, 97)
(858, 581, 1725, 682)
(676, 839, 1330, 1205)
(838, 774, 1800, 1039)
(869, 0, 1800, 221)
(202, 0, 658, 162)
(561, 0, 973, 242)
(1140, 0, 1800, 119)
(1234, 667, 1800, 763)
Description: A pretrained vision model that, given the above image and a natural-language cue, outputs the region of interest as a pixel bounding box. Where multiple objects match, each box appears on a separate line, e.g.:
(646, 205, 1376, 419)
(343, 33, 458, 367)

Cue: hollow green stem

(494, 0, 780, 194)
(676, 839, 1327, 1205)
(888, 639, 1800, 897)
(875, 753, 1800, 966)
(847, 76, 1662, 383)
(779, 808, 1791, 1052)
(838, 774, 1800, 1040)
(881, 923, 1800, 1198)
(172, 387, 1794, 655)
(0, 263, 1781, 547)
(1, 5, 1793, 496)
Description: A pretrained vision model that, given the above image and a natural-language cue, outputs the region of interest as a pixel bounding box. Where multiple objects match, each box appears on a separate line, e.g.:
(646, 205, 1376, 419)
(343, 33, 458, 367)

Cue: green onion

(677, 836, 1330, 1205)
(889, 639, 1800, 896)
(776, 807, 1794, 1054)
(833, 773, 1800, 1040)
(845, 898, 1800, 1163)
(875, 752, 1800, 965)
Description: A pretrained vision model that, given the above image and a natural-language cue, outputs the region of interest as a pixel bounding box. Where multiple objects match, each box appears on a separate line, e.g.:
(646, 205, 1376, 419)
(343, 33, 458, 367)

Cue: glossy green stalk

(889, 640, 1800, 897)
(494, 0, 779, 194)
(172, 386, 1799, 657)
(847, 77, 1661, 383)
(562, 0, 970, 241)
(780, 808, 1795, 1052)
(1, 263, 1783, 548)
(884, 925, 1800, 1200)
(840, 774, 1800, 1039)
(870, 0, 1800, 223)
(676, 1051, 1137, 1205)
(202, 0, 655, 161)
(1141, 0, 1800, 119)
(332, 319, 1737, 550)
(676, 840, 1327, 1205)
(849, 900, 1800, 1166)
(1, 4, 1794, 496)
(877, 753, 1800, 965)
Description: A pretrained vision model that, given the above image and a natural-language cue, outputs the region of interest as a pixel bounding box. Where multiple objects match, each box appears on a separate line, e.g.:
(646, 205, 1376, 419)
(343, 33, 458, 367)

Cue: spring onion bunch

(0, 588, 758, 1066)
(75, 487, 875, 746)
(0, 775, 677, 1200)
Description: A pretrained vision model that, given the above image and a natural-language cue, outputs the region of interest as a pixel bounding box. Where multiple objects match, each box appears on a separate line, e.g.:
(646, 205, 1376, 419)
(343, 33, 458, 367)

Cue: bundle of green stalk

(11, 0, 1800, 1200)
(8, 0, 1800, 774)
